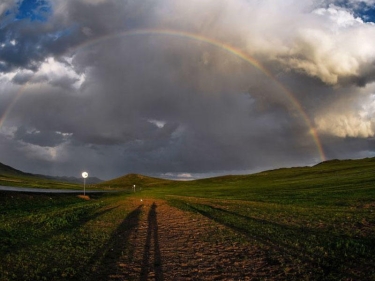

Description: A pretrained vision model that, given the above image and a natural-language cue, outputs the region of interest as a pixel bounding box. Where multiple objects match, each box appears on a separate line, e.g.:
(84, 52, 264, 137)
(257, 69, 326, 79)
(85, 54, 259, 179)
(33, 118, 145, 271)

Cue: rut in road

(105, 199, 284, 281)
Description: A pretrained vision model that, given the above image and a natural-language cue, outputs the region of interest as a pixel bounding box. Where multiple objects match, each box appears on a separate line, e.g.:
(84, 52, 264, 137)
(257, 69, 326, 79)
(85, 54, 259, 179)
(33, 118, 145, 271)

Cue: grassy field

(0, 177, 80, 190)
(0, 191, 136, 281)
(0, 162, 81, 190)
(0, 157, 374, 280)
(138, 158, 375, 206)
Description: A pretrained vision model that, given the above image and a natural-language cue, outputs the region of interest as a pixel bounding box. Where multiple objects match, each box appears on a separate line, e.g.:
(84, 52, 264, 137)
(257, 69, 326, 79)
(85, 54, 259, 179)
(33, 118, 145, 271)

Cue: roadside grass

(1, 157, 375, 280)
(0, 162, 82, 190)
(0, 191, 144, 281)
(131, 158, 375, 279)
(167, 196, 375, 280)
(0, 176, 81, 190)
(140, 158, 375, 207)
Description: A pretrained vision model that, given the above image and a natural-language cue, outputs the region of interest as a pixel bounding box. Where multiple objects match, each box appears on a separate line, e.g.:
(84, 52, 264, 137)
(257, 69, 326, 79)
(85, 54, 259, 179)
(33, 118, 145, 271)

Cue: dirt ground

(97, 198, 287, 281)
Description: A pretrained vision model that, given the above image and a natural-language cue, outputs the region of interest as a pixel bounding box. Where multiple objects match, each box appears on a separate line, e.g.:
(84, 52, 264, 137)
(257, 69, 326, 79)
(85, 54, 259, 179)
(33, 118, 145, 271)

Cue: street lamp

(82, 172, 88, 195)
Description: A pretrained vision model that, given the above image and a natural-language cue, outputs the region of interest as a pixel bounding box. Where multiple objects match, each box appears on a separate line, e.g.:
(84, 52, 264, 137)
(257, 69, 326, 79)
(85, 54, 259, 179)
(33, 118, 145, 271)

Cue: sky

(0, 0, 375, 180)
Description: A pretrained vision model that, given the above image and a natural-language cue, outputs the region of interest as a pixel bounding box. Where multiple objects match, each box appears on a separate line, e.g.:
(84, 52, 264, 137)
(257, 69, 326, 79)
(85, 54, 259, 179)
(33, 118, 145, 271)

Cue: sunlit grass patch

(1, 157, 375, 280)
(167, 196, 375, 280)
(0, 192, 142, 281)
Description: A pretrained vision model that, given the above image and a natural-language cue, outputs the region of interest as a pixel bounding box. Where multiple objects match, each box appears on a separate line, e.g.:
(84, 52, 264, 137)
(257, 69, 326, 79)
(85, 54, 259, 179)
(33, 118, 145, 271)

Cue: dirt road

(96, 199, 284, 281)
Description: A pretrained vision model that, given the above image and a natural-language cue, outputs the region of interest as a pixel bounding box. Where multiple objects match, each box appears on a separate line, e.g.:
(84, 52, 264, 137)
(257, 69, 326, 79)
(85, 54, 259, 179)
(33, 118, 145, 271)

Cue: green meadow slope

(1, 157, 374, 280)
(139, 157, 375, 206)
(95, 173, 172, 190)
(0, 162, 80, 189)
(2, 157, 375, 198)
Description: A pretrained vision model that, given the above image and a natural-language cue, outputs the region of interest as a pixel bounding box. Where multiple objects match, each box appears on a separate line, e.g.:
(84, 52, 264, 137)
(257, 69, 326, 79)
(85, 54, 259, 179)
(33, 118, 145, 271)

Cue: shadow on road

(87, 204, 143, 281)
(140, 202, 164, 281)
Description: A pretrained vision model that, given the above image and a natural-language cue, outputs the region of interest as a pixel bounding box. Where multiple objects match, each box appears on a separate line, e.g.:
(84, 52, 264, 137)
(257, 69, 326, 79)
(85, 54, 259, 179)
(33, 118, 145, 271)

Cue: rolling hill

(0, 162, 34, 177)
(0, 162, 82, 189)
(95, 173, 173, 190)
(1, 157, 375, 194)
(1, 157, 374, 280)
(135, 157, 375, 205)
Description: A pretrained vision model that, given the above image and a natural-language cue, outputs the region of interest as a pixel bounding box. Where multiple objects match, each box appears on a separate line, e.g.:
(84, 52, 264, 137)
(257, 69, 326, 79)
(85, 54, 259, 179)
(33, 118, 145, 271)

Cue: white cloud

(148, 119, 166, 128)
(320, 0, 375, 10)
(316, 94, 375, 138)
(0, 0, 16, 16)
(161, 172, 194, 180)
(347, 0, 375, 7)
(151, 0, 375, 85)
(279, 26, 370, 84)
(79, 0, 108, 4)
(313, 5, 364, 28)
(33, 57, 85, 89)
(1, 57, 84, 89)
(19, 143, 63, 162)
(269, 5, 375, 84)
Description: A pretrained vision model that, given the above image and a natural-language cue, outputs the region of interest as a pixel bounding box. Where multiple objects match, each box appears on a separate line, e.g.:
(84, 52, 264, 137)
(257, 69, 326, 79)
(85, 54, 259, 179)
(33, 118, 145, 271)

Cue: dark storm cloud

(11, 70, 34, 84)
(0, 0, 161, 72)
(1, 0, 375, 179)
(14, 126, 67, 147)
(0, 18, 77, 72)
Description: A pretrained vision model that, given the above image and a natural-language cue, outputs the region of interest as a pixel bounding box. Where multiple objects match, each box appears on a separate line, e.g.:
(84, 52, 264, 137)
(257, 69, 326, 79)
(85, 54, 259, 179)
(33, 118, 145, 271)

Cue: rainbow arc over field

(0, 28, 326, 161)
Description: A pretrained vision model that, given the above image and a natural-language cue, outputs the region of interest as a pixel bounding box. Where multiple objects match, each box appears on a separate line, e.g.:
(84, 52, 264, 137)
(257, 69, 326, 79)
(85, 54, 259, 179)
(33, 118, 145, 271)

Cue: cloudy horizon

(1, 0, 375, 180)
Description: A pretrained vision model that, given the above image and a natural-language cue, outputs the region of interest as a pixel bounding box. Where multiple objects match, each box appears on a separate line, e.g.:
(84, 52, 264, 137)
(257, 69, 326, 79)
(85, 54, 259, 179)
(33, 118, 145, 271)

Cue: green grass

(167, 196, 375, 280)
(0, 191, 142, 281)
(95, 173, 172, 190)
(1, 157, 375, 280)
(139, 157, 375, 207)
(0, 175, 81, 190)
(0, 174, 81, 190)
(0, 162, 82, 190)
(137, 157, 375, 279)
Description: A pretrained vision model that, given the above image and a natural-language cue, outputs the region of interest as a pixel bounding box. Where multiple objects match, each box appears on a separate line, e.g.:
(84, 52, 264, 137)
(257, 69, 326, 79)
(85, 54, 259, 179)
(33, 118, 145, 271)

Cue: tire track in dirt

(107, 199, 285, 281)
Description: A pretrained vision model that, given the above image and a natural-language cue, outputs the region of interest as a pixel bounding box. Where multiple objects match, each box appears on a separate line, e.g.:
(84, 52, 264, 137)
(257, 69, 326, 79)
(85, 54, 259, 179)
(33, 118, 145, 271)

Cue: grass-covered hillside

(0, 162, 80, 189)
(1, 157, 374, 280)
(141, 157, 375, 206)
(95, 173, 173, 190)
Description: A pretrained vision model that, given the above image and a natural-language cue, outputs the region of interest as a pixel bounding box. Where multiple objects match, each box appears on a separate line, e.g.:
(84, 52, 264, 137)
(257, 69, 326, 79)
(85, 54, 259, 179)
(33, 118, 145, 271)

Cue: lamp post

(82, 172, 88, 195)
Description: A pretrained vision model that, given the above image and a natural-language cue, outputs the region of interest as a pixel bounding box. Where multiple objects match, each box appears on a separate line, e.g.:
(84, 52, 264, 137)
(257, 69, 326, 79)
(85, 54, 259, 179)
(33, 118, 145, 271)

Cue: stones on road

(106, 199, 281, 281)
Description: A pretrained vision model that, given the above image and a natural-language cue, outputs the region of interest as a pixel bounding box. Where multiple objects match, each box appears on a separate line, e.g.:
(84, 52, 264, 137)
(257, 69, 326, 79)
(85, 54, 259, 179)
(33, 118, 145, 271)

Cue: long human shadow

(140, 202, 164, 281)
(184, 202, 365, 279)
(2, 205, 119, 255)
(87, 205, 143, 281)
(187, 203, 320, 257)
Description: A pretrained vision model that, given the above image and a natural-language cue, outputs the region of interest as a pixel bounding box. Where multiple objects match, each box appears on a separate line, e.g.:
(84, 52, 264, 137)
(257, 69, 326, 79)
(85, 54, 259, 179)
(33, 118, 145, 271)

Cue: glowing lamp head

(82, 172, 88, 178)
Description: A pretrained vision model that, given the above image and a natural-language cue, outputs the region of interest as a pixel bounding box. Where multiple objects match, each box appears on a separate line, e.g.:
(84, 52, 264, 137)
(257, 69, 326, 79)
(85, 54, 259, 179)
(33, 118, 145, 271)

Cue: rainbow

(0, 82, 30, 129)
(0, 28, 326, 161)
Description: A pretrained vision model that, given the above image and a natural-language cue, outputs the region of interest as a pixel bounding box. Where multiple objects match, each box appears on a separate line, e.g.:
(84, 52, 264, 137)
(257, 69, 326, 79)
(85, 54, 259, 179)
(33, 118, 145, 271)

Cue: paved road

(0, 185, 109, 193)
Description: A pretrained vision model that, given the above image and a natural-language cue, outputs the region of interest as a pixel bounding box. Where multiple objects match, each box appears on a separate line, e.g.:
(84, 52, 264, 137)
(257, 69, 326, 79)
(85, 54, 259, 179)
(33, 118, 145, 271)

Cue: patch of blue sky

(15, 0, 52, 22)
(47, 24, 79, 41)
(332, 0, 375, 23)
(1, 0, 52, 29)
(4, 10, 13, 17)
(357, 6, 375, 23)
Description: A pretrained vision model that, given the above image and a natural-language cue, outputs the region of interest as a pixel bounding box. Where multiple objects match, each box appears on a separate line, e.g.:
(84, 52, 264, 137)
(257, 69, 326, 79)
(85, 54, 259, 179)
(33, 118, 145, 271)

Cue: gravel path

(103, 199, 284, 281)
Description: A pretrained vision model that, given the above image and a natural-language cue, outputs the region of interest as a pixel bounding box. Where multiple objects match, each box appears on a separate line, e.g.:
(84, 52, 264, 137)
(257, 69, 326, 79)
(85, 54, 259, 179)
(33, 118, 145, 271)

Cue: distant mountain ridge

(0, 162, 34, 177)
(38, 175, 103, 185)
(0, 162, 103, 185)
(1, 157, 375, 190)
